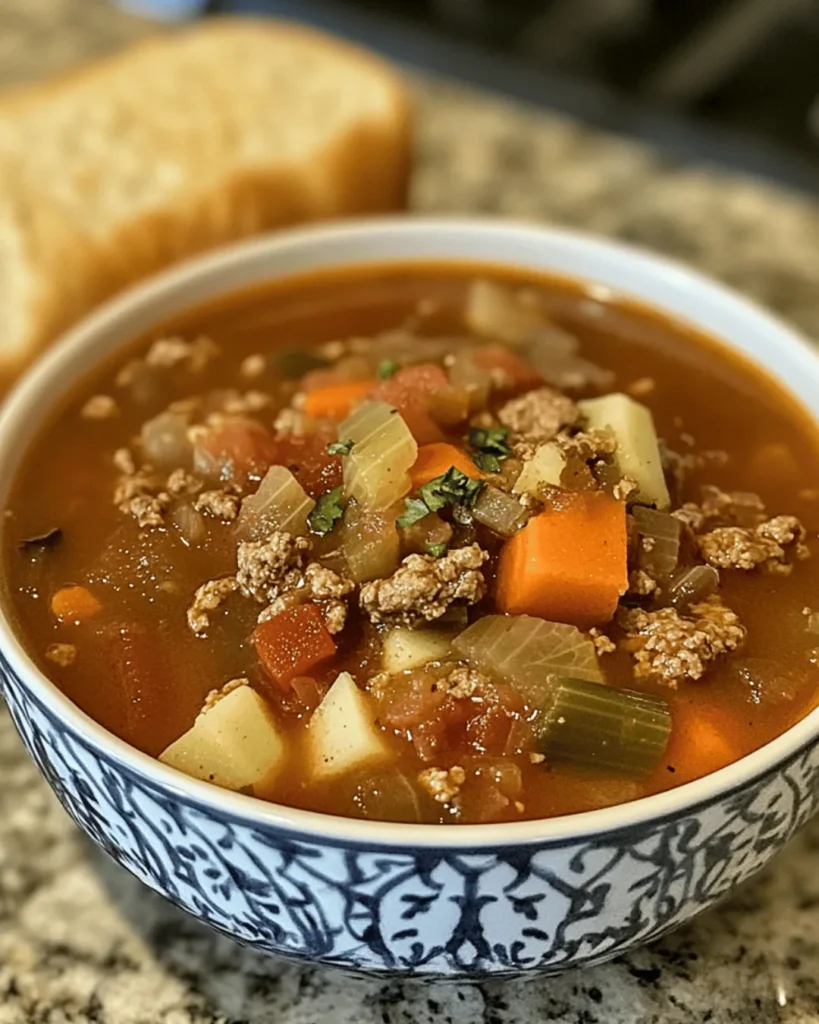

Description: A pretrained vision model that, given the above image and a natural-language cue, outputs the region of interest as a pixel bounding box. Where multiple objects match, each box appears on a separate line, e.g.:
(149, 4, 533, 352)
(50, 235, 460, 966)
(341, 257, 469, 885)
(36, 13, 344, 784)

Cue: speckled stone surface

(1, 2, 819, 1022)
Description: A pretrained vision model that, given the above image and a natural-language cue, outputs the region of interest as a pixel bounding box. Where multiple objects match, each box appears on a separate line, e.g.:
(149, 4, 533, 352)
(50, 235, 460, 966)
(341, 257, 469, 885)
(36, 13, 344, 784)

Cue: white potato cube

(159, 681, 286, 794)
(579, 392, 670, 509)
(513, 441, 566, 497)
(382, 626, 455, 674)
(307, 671, 392, 782)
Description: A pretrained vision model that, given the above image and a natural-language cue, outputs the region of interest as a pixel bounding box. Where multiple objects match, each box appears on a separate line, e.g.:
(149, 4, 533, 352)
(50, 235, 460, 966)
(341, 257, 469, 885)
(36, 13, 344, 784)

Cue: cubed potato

(382, 626, 455, 674)
(513, 441, 566, 497)
(159, 681, 286, 794)
(579, 393, 670, 509)
(307, 671, 392, 781)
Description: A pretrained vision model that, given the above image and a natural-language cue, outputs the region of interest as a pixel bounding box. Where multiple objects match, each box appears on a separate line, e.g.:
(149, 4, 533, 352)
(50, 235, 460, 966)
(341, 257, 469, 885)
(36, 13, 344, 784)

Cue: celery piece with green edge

(535, 676, 671, 777)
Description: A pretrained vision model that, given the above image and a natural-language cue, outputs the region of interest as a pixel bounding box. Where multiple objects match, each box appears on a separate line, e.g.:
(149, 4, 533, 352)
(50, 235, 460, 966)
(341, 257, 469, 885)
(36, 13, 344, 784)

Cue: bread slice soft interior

(0, 19, 412, 371)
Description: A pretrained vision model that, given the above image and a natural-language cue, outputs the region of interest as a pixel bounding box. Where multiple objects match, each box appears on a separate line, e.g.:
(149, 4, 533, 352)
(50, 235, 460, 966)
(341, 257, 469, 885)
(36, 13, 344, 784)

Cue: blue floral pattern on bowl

(3, 655, 818, 979)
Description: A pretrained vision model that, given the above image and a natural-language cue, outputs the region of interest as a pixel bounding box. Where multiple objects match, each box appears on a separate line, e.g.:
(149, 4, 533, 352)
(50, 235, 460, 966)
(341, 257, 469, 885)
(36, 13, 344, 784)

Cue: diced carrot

(371, 364, 450, 444)
(474, 345, 543, 392)
(254, 604, 336, 689)
(495, 491, 627, 629)
(657, 700, 741, 785)
(51, 586, 101, 623)
(302, 379, 375, 420)
(410, 443, 482, 489)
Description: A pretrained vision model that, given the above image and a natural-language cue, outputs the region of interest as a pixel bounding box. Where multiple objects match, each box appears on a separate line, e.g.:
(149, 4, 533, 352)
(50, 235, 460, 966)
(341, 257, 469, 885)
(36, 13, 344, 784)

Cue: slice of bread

(0, 19, 412, 371)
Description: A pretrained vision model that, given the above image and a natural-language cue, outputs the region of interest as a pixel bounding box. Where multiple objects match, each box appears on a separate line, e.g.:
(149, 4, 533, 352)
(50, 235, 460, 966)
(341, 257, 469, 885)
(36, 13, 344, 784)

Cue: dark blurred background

(204, 0, 818, 192)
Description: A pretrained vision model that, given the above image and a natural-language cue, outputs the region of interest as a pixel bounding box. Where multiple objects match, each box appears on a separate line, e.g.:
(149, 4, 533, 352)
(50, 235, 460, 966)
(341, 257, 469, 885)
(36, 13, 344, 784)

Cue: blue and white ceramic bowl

(1, 220, 818, 980)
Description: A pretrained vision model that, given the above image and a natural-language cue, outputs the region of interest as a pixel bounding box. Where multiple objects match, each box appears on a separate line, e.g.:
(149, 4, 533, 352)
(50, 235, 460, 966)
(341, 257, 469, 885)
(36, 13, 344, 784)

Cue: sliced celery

(535, 676, 671, 777)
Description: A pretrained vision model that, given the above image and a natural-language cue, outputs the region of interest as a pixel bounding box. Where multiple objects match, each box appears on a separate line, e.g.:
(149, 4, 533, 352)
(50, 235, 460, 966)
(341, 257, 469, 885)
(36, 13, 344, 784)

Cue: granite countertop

(1, 3, 819, 1022)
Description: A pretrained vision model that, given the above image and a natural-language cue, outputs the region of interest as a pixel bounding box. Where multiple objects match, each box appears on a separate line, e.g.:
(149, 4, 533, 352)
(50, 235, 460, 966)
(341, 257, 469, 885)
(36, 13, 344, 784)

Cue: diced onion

(340, 401, 417, 510)
(140, 411, 192, 469)
(342, 501, 400, 583)
(632, 506, 681, 577)
(453, 614, 603, 705)
(661, 564, 720, 611)
(237, 466, 314, 540)
(171, 503, 206, 546)
(447, 350, 492, 411)
(472, 486, 528, 538)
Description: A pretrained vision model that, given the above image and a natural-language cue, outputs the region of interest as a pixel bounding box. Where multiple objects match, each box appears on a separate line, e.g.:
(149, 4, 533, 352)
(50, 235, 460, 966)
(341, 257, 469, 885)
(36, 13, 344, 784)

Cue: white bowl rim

(1, 215, 818, 850)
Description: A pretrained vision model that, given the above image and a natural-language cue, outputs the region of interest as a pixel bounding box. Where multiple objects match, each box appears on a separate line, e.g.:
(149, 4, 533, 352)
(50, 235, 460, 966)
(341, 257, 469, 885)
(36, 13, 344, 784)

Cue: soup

(4, 263, 819, 825)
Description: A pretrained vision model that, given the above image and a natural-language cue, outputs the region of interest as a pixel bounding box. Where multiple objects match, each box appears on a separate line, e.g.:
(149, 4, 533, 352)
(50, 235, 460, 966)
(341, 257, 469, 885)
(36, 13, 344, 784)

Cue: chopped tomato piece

(268, 427, 343, 498)
(254, 604, 336, 689)
(372, 363, 451, 445)
(474, 345, 543, 393)
(195, 417, 279, 481)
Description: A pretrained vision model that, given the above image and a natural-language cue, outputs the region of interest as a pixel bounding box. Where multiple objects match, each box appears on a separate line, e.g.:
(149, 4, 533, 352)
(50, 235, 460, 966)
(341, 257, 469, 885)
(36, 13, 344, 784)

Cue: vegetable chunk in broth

(5, 262, 819, 825)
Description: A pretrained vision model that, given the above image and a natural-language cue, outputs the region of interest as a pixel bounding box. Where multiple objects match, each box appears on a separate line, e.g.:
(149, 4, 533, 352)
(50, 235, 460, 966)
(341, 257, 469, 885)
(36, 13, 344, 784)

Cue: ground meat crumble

(236, 531, 354, 634)
(673, 485, 767, 532)
(359, 544, 488, 628)
(618, 595, 746, 687)
(698, 515, 808, 575)
(498, 387, 578, 449)
(589, 628, 617, 656)
(46, 642, 77, 667)
(145, 335, 219, 372)
(432, 663, 493, 700)
(417, 765, 466, 805)
(195, 488, 241, 522)
(114, 466, 170, 528)
(81, 395, 118, 420)
(187, 577, 240, 634)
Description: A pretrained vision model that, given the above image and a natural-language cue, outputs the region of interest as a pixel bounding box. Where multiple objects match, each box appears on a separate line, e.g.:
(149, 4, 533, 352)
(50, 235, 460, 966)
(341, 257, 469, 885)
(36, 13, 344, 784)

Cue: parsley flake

(396, 497, 430, 529)
(396, 466, 484, 530)
(425, 541, 448, 558)
(378, 359, 399, 380)
(468, 425, 511, 475)
(307, 486, 346, 536)
(327, 439, 354, 456)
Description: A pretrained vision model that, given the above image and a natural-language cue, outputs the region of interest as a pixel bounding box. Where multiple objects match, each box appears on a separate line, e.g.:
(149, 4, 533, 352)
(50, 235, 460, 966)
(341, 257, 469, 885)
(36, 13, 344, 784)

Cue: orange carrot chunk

(253, 604, 336, 690)
(656, 700, 741, 785)
(410, 443, 482, 489)
(302, 379, 375, 420)
(51, 585, 102, 623)
(495, 491, 627, 629)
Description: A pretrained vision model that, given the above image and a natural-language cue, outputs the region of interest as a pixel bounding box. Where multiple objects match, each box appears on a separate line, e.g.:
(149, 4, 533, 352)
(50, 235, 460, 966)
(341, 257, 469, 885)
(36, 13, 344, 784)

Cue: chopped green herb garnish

(396, 497, 431, 529)
(307, 486, 346, 536)
(378, 359, 399, 380)
(396, 466, 485, 530)
(420, 466, 484, 512)
(469, 425, 511, 456)
(472, 451, 501, 474)
(425, 541, 448, 558)
(327, 439, 354, 456)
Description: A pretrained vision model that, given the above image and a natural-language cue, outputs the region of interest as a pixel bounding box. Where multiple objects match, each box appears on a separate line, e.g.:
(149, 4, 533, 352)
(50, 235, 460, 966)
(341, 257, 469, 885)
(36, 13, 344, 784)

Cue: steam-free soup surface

(5, 263, 819, 824)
